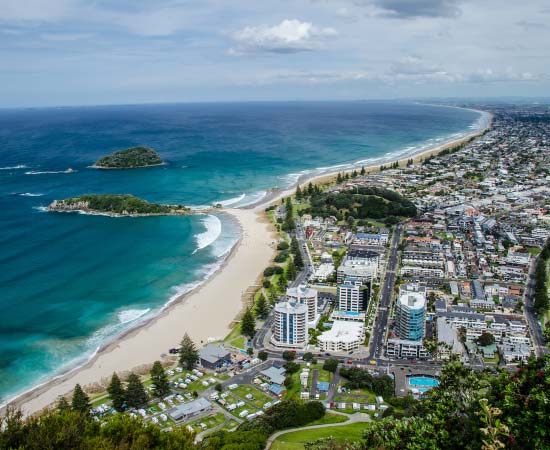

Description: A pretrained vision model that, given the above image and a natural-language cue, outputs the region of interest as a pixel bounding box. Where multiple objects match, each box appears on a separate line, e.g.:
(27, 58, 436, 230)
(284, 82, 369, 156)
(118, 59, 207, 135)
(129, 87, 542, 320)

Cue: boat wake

(0, 165, 28, 170)
(19, 192, 44, 197)
(25, 168, 76, 175)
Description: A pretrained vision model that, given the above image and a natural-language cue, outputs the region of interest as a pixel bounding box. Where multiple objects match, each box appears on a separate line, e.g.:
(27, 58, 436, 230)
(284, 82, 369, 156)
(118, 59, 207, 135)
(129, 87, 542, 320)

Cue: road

(369, 223, 404, 359)
(264, 411, 371, 450)
(523, 257, 549, 356)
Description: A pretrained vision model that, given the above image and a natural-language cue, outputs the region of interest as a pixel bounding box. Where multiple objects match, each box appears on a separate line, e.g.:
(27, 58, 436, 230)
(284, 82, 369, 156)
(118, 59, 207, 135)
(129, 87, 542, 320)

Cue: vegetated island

(48, 194, 190, 217)
(92, 147, 165, 169)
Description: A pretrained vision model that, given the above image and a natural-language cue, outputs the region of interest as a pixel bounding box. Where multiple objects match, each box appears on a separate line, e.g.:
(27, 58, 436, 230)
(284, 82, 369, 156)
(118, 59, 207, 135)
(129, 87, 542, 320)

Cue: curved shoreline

(2, 105, 492, 416)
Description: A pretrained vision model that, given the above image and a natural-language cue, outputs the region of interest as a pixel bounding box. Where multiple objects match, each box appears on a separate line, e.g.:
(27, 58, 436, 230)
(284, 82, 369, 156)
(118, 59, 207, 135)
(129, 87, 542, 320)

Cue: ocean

(0, 101, 482, 403)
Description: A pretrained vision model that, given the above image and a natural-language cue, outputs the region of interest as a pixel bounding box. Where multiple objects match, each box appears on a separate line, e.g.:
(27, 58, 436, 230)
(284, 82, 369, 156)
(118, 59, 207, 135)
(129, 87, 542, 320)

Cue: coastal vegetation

(1, 354, 549, 449)
(93, 146, 164, 169)
(48, 194, 189, 216)
(299, 186, 417, 225)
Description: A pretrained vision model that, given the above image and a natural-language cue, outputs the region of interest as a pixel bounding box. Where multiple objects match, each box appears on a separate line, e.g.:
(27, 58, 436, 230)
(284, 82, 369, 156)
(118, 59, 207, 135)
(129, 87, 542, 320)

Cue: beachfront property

(318, 320, 364, 352)
(271, 301, 309, 348)
(285, 285, 319, 327)
(198, 344, 231, 370)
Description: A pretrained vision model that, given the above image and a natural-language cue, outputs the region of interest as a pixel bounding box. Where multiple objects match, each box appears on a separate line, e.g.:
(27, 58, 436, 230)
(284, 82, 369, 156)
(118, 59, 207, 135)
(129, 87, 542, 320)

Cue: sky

(1, 0, 549, 107)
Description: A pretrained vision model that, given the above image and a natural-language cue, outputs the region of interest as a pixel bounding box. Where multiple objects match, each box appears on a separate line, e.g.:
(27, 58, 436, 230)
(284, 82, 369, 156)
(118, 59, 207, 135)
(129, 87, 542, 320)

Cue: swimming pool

(408, 377, 440, 391)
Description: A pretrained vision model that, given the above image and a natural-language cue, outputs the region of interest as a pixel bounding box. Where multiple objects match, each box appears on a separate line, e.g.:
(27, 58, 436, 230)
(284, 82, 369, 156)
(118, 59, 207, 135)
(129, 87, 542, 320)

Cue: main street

(523, 258, 549, 356)
(369, 223, 404, 359)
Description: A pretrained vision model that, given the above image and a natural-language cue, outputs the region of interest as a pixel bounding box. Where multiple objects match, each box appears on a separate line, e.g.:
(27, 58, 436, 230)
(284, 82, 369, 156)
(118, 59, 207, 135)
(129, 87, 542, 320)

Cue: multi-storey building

(271, 302, 308, 348)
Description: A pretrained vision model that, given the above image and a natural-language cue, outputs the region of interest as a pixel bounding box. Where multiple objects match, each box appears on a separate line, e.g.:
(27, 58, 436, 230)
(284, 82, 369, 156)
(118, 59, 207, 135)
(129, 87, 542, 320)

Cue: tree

(284, 361, 300, 374)
(247, 347, 254, 357)
(286, 260, 297, 280)
(241, 308, 256, 338)
(179, 333, 199, 370)
(323, 358, 339, 373)
(255, 293, 269, 318)
(294, 249, 304, 270)
(477, 332, 495, 347)
(56, 396, 70, 412)
(215, 383, 223, 393)
(284, 376, 294, 389)
(296, 185, 302, 200)
(150, 361, 170, 398)
(303, 352, 314, 362)
(336, 173, 342, 183)
(71, 384, 90, 415)
(258, 350, 268, 361)
(125, 373, 148, 408)
(282, 350, 296, 361)
(277, 272, 287, 290)
(107, 373, 126, 412)
(360, 166, 366, 175)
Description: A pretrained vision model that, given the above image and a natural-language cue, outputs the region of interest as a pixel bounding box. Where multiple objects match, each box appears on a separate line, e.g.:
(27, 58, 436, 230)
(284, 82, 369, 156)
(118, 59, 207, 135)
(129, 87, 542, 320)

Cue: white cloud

(230, 19, 338, 54)
(258, 69, 371, 83)
(41, 33, 91, 42)
(0, 0, 75, 22)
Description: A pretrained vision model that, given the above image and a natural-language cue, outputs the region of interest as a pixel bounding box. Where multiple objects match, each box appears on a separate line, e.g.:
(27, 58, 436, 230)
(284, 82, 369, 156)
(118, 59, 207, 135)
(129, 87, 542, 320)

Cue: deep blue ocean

(0, 101, 481, 403)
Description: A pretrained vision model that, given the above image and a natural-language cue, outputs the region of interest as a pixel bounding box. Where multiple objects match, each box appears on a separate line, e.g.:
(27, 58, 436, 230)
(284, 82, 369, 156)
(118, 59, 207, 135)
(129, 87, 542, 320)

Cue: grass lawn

(232, 385, 274, 409)
(224, 323, 242, 342)
(271, 422, 369, 450)
(229, 336, 247, 349)
(307, 413, 349, 426)
(283, 370, 303, 400)
(185, 412, 226, 433)
(220, 419, 239, 431)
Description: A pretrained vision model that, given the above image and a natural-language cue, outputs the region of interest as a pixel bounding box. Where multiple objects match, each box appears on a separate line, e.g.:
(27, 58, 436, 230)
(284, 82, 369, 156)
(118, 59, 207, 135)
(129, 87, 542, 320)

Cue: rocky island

(48, 194, 190, 217)
(92, 147, 165, 169)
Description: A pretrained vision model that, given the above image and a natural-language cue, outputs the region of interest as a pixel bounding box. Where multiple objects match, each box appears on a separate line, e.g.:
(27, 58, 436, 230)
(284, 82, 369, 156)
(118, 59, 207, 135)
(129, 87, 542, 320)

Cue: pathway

(265, 411, 371, 450)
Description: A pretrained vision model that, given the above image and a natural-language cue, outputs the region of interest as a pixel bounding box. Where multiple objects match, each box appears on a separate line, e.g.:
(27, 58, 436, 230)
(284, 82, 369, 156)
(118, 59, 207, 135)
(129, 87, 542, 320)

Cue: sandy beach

(5, 107, 492, 417)
(6, 208, 277, 416)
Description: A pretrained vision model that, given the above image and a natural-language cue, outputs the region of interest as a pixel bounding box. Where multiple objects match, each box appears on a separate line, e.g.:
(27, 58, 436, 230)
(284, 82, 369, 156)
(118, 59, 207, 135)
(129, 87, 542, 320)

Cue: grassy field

(186, 412, 226, 433)
(307, 413, 349, 426)
(271, 422, 369, 449)
(232, 384, 274, 409)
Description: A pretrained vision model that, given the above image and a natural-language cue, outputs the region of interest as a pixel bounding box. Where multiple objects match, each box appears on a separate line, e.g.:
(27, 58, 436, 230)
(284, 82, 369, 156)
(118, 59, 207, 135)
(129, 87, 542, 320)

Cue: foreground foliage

(361, 356, 550, 450)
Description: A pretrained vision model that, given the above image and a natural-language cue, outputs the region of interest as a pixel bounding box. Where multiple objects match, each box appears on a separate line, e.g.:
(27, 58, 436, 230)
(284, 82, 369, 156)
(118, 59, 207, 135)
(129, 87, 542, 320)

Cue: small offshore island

(92, 147, 165, 169)
(48, 194, 190, 217)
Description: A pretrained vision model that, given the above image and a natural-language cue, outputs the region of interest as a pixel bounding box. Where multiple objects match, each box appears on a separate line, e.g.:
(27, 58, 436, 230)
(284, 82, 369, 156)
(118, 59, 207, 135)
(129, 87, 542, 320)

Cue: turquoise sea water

(0, 101, 481, 403)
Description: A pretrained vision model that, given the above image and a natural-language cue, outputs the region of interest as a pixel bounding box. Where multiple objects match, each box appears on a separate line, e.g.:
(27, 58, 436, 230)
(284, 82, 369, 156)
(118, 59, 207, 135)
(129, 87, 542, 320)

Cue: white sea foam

(193, 214, 222, 254)
(0, 164, 28, 170)
(32, 206, 48, 212)
(216, 193, 246, 207)
(19, 192, 44, 197)
(117, 308, 151, 324)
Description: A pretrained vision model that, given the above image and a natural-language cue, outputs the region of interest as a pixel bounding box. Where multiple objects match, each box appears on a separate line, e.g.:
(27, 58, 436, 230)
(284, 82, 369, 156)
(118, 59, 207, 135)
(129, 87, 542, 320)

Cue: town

(21, 104, 550, 449)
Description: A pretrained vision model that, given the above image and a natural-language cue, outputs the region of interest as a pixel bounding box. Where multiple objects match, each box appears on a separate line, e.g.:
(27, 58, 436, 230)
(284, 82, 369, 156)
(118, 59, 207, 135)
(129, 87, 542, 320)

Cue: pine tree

(241, 308, 256, 337)
(287, 259, 297, 280)
(307, 182, 314, 196)
(56, 396, 70, 412)
(352, 169, 358, 178)
(71, 384, 90, 414)
(295, 185, 302, 200)
(150, 361, 170, 398)
(125, 373, 148, 408)
(107, 373, 126, 412)
(255, 293, 269, 318)
(360, 165, 366, 175)
(268, 287, 279, 305)
(336, 173, 342, 183)
(179, 333, 199, 370)
(291, 236, 300, 255)
(294, 249, 304, 270)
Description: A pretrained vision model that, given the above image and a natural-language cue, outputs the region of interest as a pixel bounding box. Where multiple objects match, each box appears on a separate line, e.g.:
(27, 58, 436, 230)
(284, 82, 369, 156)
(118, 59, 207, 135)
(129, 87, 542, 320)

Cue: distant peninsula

(48, 194, 190, 217)
(92, 147, 165, 169)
